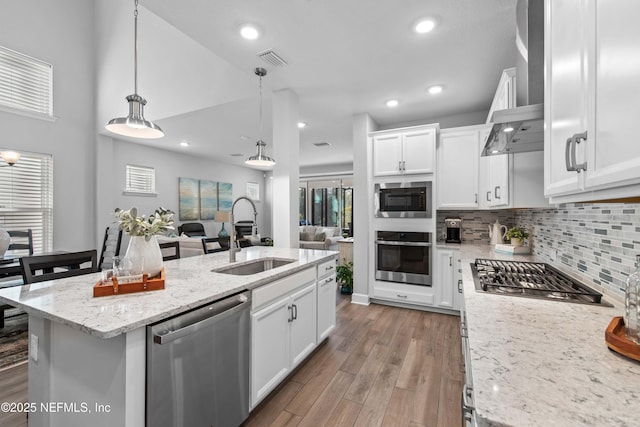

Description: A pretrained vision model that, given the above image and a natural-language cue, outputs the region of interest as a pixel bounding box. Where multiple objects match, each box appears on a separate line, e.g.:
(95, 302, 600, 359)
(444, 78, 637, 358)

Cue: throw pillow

(313, 232, 326, 242)
(299, 232, 306, 241)
(321, 228, 335, 238)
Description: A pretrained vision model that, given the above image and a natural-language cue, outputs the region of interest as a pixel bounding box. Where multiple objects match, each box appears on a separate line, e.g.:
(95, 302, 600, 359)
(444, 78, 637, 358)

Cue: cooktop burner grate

(471, 259, 604, 304)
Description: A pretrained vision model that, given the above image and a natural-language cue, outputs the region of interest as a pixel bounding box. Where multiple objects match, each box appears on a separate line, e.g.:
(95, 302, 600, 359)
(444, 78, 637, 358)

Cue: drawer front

(252, 268, 316, 310)
(373, 285, 434, 305)
(317, 258, 337, 279)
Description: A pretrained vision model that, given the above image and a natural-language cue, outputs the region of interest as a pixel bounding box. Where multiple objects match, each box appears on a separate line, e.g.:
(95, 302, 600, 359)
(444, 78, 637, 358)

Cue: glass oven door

(375, 232, 431, 286)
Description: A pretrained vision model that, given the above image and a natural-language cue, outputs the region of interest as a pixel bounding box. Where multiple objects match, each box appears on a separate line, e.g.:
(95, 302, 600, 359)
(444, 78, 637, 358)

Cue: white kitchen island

(459, 244, 640, 427)
(0, 247, 337, 427)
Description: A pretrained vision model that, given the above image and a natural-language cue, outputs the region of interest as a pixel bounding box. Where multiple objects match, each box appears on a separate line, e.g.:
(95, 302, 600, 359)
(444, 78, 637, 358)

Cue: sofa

(299, 226, 342, 251)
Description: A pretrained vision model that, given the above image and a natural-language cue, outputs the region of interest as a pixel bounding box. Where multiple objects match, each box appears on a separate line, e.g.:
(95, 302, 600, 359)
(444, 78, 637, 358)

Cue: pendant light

(0, 151, 20, 167)
(105, 0, 164, 139)
(246, 68, 276, 167)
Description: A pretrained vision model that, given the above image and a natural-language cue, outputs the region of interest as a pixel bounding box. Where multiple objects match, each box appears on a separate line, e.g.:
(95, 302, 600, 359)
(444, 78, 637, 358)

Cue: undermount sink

(213, 258, 296, 276)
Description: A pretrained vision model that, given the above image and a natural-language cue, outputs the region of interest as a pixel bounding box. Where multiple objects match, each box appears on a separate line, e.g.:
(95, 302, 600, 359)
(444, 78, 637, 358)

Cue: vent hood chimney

(482, 0, 544, 156)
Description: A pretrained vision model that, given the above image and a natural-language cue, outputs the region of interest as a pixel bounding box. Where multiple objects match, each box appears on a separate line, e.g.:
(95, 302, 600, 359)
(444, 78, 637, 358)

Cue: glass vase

(123, 235, 163, 278)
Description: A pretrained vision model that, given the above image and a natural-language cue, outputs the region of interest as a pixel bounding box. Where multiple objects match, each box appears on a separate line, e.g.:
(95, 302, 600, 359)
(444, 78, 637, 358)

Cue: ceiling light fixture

(180, 141, 189, 147)
(240, 24, 260, 40)
(386, 99, 399, 108)
(105, 0, 164, 139)
(245, 68, 276, 168)
(414, 18, 436, 34)
(0, 151, 20, 167)
(428, 85, 443, 95)
(297, 122, 307, 129)
(503, 127, 515, 133)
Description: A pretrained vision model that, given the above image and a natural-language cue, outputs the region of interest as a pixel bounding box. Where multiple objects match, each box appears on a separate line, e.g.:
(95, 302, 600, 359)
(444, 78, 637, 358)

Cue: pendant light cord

(258, 72, 263, 142)
(133, 0, 139, 95)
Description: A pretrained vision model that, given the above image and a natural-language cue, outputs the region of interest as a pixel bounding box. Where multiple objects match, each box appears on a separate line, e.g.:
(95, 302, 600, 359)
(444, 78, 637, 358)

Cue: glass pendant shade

(1, 150, 20, 166)
(246, 140, 275, 167)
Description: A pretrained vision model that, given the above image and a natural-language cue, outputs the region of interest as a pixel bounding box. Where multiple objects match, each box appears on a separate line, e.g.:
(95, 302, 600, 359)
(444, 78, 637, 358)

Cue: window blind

(125, 165, 156, 194)
(0, 150, 54, 253)
(0, 46, 53, 117)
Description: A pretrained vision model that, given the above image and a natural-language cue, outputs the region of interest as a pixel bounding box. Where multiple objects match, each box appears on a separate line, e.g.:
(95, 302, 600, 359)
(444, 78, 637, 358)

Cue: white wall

(379, 109, 489, 131)
(96, 138, 267, 242)
(0, 0, 96, 251)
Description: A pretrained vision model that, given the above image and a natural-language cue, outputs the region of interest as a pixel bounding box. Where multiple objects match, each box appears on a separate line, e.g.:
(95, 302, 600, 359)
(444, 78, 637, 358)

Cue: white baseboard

(350, 293, 370, 305)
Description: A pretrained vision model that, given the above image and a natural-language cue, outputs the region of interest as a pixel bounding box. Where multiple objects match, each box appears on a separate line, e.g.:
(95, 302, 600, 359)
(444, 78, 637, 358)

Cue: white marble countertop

(0, 247, 337, 339)
(459, 244, 640, 427)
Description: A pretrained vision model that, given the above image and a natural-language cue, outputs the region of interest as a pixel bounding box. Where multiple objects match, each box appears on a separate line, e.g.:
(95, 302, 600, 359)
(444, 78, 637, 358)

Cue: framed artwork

(199, 180, 218, 220)
(246, 182, 259, 201)
(218, 182, 233, 212)
(179, 178, 200, 221)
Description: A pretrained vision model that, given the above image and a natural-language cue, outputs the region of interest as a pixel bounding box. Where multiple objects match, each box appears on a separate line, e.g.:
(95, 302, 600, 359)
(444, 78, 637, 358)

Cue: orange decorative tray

(605, 316, 640, 362)
(93, 268, 165, 297)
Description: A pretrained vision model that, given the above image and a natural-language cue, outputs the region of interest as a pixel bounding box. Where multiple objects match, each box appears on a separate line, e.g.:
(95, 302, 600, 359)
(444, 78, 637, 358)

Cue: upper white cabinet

(372, 125, 436, 176)
(438, 125, 488, 209)
(545, 0, 640, 202)
(486, 68, 516, 124)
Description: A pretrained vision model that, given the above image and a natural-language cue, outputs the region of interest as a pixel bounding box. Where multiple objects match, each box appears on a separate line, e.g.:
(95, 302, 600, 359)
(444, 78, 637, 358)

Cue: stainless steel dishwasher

(146, 290, 251, 427)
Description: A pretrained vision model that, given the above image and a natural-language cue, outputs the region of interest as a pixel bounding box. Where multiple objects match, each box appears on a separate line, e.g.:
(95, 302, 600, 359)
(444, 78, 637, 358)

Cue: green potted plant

(336, 260, 353, 294)
(505, 226, 529, 247)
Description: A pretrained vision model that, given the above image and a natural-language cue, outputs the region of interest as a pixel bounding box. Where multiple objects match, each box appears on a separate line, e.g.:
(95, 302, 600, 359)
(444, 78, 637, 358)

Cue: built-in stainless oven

(374, 181, 431, 218)
(375, 231, 431, 286)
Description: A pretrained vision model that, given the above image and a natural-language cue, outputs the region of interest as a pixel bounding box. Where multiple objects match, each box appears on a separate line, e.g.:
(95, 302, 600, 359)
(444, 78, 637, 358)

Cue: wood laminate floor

(244, 293, 464, 427)
(0, 291, 463, 427)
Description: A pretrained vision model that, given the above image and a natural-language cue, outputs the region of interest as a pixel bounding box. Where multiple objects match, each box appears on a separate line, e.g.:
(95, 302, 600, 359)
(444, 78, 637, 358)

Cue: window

(0, 46, 53, 119)
(125, 165, 156, 195)
(0, 150, 53, 253)
(299, 177, 353, 232)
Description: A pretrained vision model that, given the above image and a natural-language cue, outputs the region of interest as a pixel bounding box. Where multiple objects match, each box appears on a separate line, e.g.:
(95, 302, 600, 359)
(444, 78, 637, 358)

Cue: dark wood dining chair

(159, 241, 181, 261)
(7, 229, 34, 255)
(201, 237, 229, 254)
(178, 222, 206, 237)
(98, 226, 123, 269)
(20, 250, 98, 284)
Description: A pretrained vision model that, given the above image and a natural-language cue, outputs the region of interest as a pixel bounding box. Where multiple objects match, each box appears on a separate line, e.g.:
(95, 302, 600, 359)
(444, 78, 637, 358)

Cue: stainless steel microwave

(374, 181, 432, 218)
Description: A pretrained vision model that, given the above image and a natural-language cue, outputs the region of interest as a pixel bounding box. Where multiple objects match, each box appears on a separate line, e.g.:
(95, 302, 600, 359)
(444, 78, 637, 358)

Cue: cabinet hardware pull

(324, 277, 334, 285)
(463, 384, 475, 410)
(458, 279, 463, 293)
(494, 186, 501, 199)
(398, 161, 402, 172)
(573, 131, 588, 172)
(449, 256, 452, 267)
(396, 294, 408, 298)
(325, 265, 334, 271)
(403, 160, 406, 171)
(486, 191, 491, 201)
(292, 304, 298, 320)
(565, 136, 576, 171)
(474, 193, 478, 204)
(287, 305, 293, 323)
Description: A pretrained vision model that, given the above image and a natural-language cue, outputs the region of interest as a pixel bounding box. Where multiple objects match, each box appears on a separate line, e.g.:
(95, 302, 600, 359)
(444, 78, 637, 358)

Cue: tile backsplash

(438, 203, 640, 299)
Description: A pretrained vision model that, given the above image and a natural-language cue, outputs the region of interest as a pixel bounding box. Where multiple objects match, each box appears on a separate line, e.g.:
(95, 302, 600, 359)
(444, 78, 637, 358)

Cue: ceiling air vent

(258, 49, 287, 67)
(313, 142, 331, 147)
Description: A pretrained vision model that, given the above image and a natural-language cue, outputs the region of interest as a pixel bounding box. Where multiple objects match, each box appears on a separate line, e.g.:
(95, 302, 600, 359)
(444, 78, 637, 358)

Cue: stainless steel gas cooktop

(471, 259, 607, 305)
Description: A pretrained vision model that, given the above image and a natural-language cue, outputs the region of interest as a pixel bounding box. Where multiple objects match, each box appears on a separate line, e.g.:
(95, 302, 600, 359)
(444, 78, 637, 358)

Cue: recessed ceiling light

(503, 127, 515, 133)
(386, 99, 399, 108)
(297, 122, 307, 129)
(239, 24, 261, 40)
(240, 135, 250, 140)
(180, 141, 189, 147)
(414, 18, 436, 34)
(427, 85, 443, 95)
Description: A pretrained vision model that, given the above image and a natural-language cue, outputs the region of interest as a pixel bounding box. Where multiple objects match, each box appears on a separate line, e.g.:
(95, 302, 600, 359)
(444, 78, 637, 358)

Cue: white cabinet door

(435, 249, 456, 310)
(437, 128, 482, 208)
(584, 0, 640, 190)
(488, 154, 510, 207)
(403, 128, 435, 175)
(544, 0, 590, 197)
(373, 133, 402, 176)
(317, 274, 336, 342)
(289, 283, 317, 368)
(251, 296, 290, 406)
(486, 68, 516, 123)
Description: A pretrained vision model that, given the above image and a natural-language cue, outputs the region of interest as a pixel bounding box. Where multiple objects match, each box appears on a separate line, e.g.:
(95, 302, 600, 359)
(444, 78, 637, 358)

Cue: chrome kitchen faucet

(229, 196, 258, 263)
